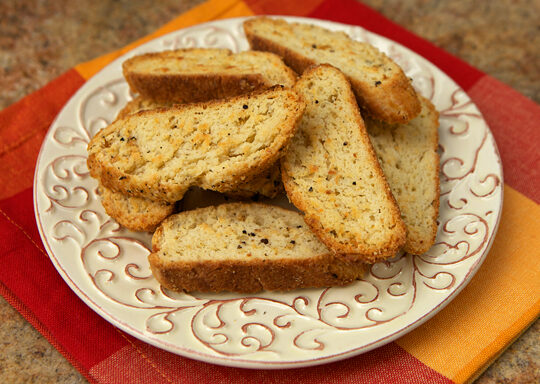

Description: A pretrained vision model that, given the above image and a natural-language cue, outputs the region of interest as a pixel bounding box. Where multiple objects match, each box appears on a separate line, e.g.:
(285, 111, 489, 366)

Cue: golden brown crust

(281, 64, 406, 263)
(149, 253, 366, 293)
(243, 17, 421, 124)
(87, 86, 305, 203)
(348, 76, 420, 124)
(124, 72, 269, 103)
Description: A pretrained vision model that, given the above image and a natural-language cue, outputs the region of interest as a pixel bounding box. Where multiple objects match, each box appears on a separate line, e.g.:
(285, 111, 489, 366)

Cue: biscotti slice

(244, 17, 420, 124)
(366, 96, 440, 255)
(149, 203, 366, 293)
(122, 48, 297, 103)
(281, 64, 406, 263)
(114, 96, 284, 199)
(87, 87, 304, 202)
(99, 185, 175, 232)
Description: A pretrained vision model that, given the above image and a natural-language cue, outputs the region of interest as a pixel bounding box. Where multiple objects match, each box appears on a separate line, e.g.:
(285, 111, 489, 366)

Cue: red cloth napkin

(1, 0, 539, 383)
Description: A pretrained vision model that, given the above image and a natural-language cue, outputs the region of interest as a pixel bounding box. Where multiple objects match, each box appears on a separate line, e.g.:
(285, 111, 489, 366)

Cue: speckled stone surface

(358, 0, 540, 104)
(0, 0, 538, 383)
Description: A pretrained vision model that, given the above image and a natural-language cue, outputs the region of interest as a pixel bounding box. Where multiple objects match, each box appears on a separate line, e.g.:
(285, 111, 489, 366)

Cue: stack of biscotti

(146, 63, 412, 293)
(92, 49, 299, 231)
(87, 17, 441, 293)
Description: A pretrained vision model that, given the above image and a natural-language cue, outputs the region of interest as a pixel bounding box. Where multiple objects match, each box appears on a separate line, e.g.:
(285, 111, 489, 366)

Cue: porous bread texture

(87, 87, 305, 203)
(243, 17, 420, 124)
(366, 96, 440, 254)
(114, 96, 284, 198)
(123, 48, 297, 103)
(149, 203, 366, 293)
(281, 64, 406, 263)
(99, 185, 174, 232)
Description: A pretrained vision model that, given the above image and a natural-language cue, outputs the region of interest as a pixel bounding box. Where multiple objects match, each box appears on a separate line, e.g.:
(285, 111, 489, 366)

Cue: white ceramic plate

(33, 16, 503, 369)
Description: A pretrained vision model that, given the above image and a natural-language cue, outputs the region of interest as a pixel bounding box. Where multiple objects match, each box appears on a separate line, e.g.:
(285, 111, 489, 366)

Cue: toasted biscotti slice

(99, 185, 175, 232)
(122, 48, 297, 103)
(281, 65, 406, 263)
(114, 96, 284, 199)
(87, 87, 304, 203)
(149, 203, 366, 293)
(365, 96, 440, 254)
(244, 17, 420, 124)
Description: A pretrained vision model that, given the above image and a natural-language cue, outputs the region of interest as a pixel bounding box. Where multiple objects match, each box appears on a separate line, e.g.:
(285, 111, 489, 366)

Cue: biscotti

(114, 96, 284, 199)
(149, 203, 366, 293)
(243, 17, 420, 123)
(123, 48, 297, 103)
(99, 185, 175, 232)
(366, 96, 440, 254)
(281, 64, 406, 263)
(87, 86, 305, 202)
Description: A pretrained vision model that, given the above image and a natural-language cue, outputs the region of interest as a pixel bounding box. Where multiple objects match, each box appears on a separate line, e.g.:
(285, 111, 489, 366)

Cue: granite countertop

(0, 0, 538, 382)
